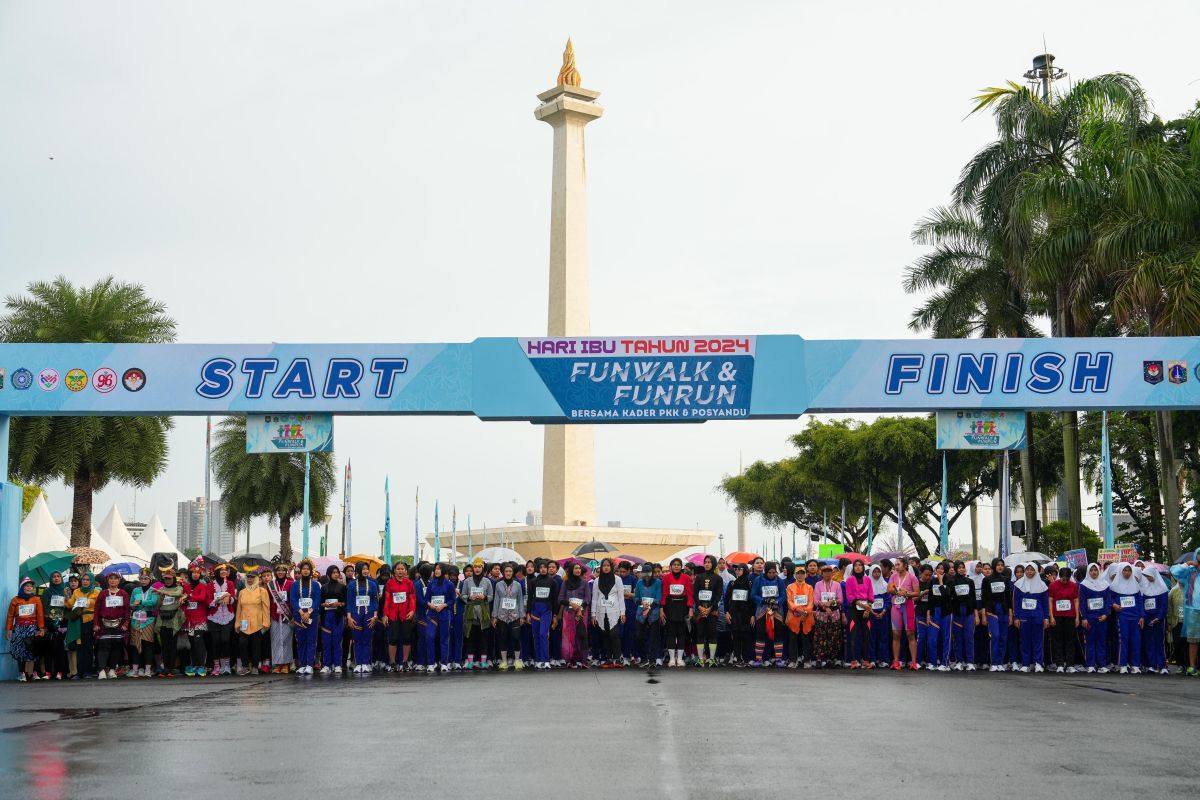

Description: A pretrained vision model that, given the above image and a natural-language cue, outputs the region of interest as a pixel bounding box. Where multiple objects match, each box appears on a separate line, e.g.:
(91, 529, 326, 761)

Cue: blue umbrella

(101, 561, 143, 577)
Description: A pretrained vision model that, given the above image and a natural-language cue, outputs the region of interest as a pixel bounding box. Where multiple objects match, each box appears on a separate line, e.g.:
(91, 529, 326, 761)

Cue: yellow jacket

(66, 588, 99, 624)
(235, 584, 271, 635)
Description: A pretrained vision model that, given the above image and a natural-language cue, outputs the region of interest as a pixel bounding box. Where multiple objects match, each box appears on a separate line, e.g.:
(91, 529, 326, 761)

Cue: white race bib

(298, 598, 313, 610)
(1021, 598, 1037, 610)
(932, 586, 943, 596)
(893, 596, 906, 606)
(603, 598, 617, 609)
(698, 590, 713, 602)
(535, 587, 550, 599)
(50, 595, 65, 608)
(1054, 599, 1071, 612)
(569, 597, 583, 608)
(872, 599, 884, 611)
(761, 585, 779, 599)
(133, 610, 148, 624)
(240, 619, 250, 632)
(213, 591, 229, 602)
(500, 598, 517, 611)
(1145, 598, 1157, 611)
(669, 584, 684, 596)
(1087, 597, 1104, 611)
(73, 597, 90, 609)
(795, 594, 809, 606)
(732, 589, 748, 602)
(105, 595, 124, 608)
(187, 601, 199, 610)
(17, 603, 35, 617)
(357, 595, 371, 608)
(392, 592, 407, 604)
(975, 589, 983, 601)
(955, 584, 970, 596)
(820, 591, 835, 603)
(641, 597, 653, 607)
(160, 596, 177, 609)
(1119, 595, 1135, 609)
(990, 581, 1006, 594)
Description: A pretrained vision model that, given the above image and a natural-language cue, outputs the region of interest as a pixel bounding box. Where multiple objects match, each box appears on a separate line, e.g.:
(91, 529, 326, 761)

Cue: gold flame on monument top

(556, 38, 581, 87)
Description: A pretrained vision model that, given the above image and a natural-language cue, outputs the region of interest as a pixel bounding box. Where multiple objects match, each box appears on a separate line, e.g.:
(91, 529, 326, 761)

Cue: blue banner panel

(245, 413, 334, 453)
(935, 410, 1027, 449)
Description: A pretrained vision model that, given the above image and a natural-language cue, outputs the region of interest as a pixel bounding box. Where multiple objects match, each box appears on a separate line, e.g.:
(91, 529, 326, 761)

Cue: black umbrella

(231, 553, 273, 573)
(572, 540, 616, 557)
(148, 552, 180, 579)
(201, 552, 224, 568)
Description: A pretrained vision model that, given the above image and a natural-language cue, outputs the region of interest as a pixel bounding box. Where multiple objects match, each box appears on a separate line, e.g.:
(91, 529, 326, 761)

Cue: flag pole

(383, 475, 392, 564)
(302, 451, 311, 559)
(1102, 411, 1115, 548)
(434, 500, 441, 564)
(866, 485, 874, 554)
(939, 451, 949, 556)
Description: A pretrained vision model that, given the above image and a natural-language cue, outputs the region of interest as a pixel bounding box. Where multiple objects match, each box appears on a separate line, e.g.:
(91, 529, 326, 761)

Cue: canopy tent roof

(20, 495, 69, 555)
(140, 513, 188, 564)
(88, 525, 122, 563)
(96, 504, 149, 564)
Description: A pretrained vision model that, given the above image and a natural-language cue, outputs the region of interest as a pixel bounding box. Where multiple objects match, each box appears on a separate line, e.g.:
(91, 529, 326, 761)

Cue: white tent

(20, 495, 70, 555)
(140, 513, 188, 564)
(88, 525, 123, 563)
(96, 504, 149, 564)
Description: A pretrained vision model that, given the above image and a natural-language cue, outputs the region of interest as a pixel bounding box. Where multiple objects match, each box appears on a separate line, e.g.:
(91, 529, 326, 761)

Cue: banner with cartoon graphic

(245, 414, 334, 453)
(935, 410, 1028, 449)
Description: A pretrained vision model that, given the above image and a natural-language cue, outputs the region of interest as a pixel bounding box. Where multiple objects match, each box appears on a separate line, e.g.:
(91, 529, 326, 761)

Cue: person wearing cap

(93, 570, 130, 679)
(207, 564, 238, 676)
(128, 568, 160, 678)
(6, 577, 44, 681)
(234, 568, 271, 675)
(633, 562, 662, 667)
(785, 565, 815, 668)
(266, 563, 294, 674)
(154, 568, 185, 677)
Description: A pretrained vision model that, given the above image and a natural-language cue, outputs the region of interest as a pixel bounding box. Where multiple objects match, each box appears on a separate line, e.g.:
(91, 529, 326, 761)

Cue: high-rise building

(176, 497, 236, 554)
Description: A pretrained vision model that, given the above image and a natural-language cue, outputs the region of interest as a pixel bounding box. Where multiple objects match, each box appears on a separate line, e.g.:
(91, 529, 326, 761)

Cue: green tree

(209, 416, 336, 563)
(19, 483, 46, 519)
(1037, 520, 1103, 561)
(2, 277, 176, 546)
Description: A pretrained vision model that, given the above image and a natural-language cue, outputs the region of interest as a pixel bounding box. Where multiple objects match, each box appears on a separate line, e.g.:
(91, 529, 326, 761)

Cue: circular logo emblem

(122, 367, 146, 392)
(12, 368, 32, 390)
(92, 367, 117, 393)
(38, 368, 60, 391)
(64, 368, 88, 392)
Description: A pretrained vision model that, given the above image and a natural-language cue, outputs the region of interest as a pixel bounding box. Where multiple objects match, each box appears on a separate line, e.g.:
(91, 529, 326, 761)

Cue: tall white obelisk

(536, 40, 601, 527)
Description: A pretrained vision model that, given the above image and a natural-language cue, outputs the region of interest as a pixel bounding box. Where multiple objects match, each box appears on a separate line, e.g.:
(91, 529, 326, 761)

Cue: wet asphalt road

(0, 668, 1196, 799)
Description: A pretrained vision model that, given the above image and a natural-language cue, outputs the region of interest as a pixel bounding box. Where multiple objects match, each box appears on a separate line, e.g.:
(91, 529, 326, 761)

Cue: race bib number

(641, 597, 654, 607)
(535, 587, 550, 599)
(820, 591, 835, 603)
(213, 591, 229, 602)
(603, 598, 617, 609)
(357, 595, 371, 608)
(669, 584, 684, 596)
(50, 595, 65, 608)
(569, 597, 583, 608)
(105, 595, 124, 608)
(1021, 598, 1037, 611)
(795, 594, 809, 606)
(955, 584, 970, 596)
(990, 581, 1006, 594)
(975, 589, 983, 601)
(298, 598, 313, 610)
(500, 598, 517, 611)
(932, 586, 943, 596)
(893, 596, 906, 606)
(160, 596, 177, 609)
(872, 599, 884, 611)
(1119, 595, 1135, 609)
(698, 590, 713, 602)
(392, 592, 407, 604)
(1145, 598, 1157, 611)
(133, 610, 148, 624)
(732, 589, 748, 602)
(240, 619, 250, 632)
(18, 603, 35, 617)
(1087, 597, 1104, 611)
(1054, 599, 1072, 612)
(761, 585, 778, 599)
(187, 601, 199, 610)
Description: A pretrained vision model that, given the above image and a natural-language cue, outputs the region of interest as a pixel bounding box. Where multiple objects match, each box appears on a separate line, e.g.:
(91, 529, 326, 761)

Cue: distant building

(127, 520, 147, 540)
(525, 510, 543, 526)
(176, 497, 236, 554)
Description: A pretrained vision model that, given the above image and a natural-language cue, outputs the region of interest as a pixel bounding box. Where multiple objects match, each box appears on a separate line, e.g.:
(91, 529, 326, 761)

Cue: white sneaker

(1034, 664, 1045, 673)
(333, 666, 342, 675)
(1066, 666, 1077, 673)
(988, 665, 997, 672)
(1055, 666, 1064, 673)
(1086, 666, 1096, 673)
(966, 664, 976, 671)
(1119, 666, 1129, 674)
(1131, 667, 1141, 674)
(1098, 667, 1109, 674)
(1010, 662, 1020, 671)
(440, 664, 450, 674)
(320, 666, 330, 675)
(97, 671, 107, 680)
(937, 665, 950, 672)
(1161, 668, 1170, 675)
(1019, 666, 1030, 673)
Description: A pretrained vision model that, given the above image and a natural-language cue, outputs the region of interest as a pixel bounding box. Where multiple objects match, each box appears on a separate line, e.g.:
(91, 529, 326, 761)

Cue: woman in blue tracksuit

(948, 560, 977, 670)
(526, 559, 559, 670)
(1139, 566, 1169, 674)
(1012, 563, 1048, 672)
(928, 561, 952, 671)
(1109, 564, 1144, 674)
(447, 565, 464, 670)
(1078, 563, 1110, 673)
(423, 563, 456, 673)
(981, 558, 1011, 672)
(346, 563, 378, 674)
(868, 564, 891, 667)
(750, 562, 788, 667)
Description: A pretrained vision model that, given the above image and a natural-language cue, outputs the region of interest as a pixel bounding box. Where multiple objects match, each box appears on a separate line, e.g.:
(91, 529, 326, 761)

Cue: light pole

(1024, 52, 1064, 103)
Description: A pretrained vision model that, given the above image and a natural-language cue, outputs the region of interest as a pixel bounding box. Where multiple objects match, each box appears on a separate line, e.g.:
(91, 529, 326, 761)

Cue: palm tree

(210, 416, 336, 562)
(2, 277, 176, 546)
(904, 205, 1046, 548)
(963, 73, 1148, 549)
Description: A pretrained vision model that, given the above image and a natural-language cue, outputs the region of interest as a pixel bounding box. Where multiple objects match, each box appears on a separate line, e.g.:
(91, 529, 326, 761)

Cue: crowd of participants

(6, 550, 1200, 680)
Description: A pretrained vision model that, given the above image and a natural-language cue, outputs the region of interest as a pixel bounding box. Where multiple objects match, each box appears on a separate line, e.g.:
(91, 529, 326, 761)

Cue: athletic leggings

(694, 613, 718, 646)
(239, 631, 264, 668)
(95, 637, 124, 671)
(209, 620, 234, 661)
(464, 626, 486, 661)
(133, 636, 156, 668)
(848, 608, 870, 661)
(663, 620, 688, 651)
(637, 618, 660, 661)
(188, 630, 208, 669)
(596, 619, 621, 659)
(494, 619, 520, 658)
(158, 628, 179, 672)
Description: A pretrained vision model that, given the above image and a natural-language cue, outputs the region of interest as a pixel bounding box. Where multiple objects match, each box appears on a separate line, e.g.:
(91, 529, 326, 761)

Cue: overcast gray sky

(2, 1, 1197, 557)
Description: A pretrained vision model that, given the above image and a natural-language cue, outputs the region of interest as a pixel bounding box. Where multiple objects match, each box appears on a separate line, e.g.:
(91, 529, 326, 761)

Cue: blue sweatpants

(530, 604, 552, 663)
(929, 609, 950, 666)
(952, 611, 975, 665)
(350, 614, 373, 666)
(425, 612, 451, 665)
(986, 611, 1008, 666)
(1019, 619, 1044, 666)
(869, 614, 890, 662)
(1082, 617, 1106, 668)
(321, 612, 344, 668)
(295, 622, 318, 668)
(450, 613, 463, 664)
(1143, 621, 1166, 670)
(916, 618, 931, 663)
(1118, 616, 1142, 667)
(620, 615, 637, 659)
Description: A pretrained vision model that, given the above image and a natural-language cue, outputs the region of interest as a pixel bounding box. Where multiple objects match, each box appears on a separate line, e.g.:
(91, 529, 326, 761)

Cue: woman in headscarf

(461, 560, 494, 670)
(128, 568, 160, 678)
(947, 560, 978, 671)
(1139, 565, 1169, 675)
(1012, 563, 1049, 672)
(319, 564, 347, 674)
(1078, 563, 1110, 673)
(560, 562, 590, 668)
(722, 563, 753, 666)
(980, 558, 1011, 672)
(692, 555, 722, 667)
(287, 559, 322, 675)
(207, 563, 238, 676)
(525, 559, 559, 670)
(1169, 549, 1200, 676)
(928, 560, 952, 670)
(492, 562, 525, 670)
(154, 568, 184, 677)
(234, 567, 271, 675)
(347, 561, 380, 674)
(266, 563, 294, 674)
(66, 572, 98, 679)
(659, 557, 692, 668)
(811, 563, 844, 668)
(867, 563, 891, 669)
(749, 561, 787, 667)
(40, 571, 69, 680)
(843, 560, 873, 669)
(1108, 563, 1144, 673)
(590, 558, 625, 668)
(182, 561, 214, 677)
(444, 564, 464, 670)
(93, 570, 130, 679)
(5, 578, 44, 681)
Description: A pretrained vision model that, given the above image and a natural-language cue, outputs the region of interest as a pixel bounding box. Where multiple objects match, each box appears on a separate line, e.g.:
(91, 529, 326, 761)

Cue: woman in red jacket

(660, 558, 694, 667)
(382, 561, 416, 670)
(93, 570, 130, 679)
(182, 561, 214, 677)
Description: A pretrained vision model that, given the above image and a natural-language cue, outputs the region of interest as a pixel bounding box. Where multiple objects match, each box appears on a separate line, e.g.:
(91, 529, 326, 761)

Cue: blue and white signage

(245, 413, 334, 453)
(935, 410, 1027, 450)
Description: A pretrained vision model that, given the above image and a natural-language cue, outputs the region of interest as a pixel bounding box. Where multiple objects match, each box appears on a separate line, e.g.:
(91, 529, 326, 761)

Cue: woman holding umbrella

(6, 578, 44, 681)
(40, 571, 69, 680)
(66, 572, 99, 679)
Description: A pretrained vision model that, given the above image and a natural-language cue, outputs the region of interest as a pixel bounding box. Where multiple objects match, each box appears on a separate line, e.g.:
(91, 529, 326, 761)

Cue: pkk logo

(12, 368, 33, 390)
(1143, 360, 1163, 385)
(271, 421, 309, 450)
(92, 367, 117, 393)
(1167, 361, 1188, 385)
(64, 368, 88, 392)
(122, 367, 146, 392)
(38, 368, 59, 391)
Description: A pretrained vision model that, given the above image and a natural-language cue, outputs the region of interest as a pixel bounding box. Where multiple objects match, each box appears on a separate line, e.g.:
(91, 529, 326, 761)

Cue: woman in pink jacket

(843, 560, 874, 669)
(812, 564, 845, 667)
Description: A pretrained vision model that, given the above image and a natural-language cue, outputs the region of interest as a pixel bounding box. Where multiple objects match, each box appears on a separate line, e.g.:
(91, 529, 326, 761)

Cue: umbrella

(344, 553, 385, 573)
(870, 550, 906, 562)
(556, 557, 592, 578)
(839, 552, 869, 563)
(311, 556, 346, 576)
(231, 553, 273, 573)
(609, 553, 646, 566)
(1006, 551, 1052, 565)
(66, 546, 111, 565)
(101, 561, 143, 576)
(722, 550, 762, 565)
(571, 540, 616, 557)
(20, 551, 74, 585)
(685, 552, 715, 566)
(475, 547, 525, 564)
(1175, 550, 1199, 565)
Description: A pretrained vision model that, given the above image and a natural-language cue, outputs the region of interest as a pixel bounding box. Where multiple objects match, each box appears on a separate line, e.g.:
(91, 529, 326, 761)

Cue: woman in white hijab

(1108, 564, 1144, 674)
(1079, 563, 1111, 673)
(1140, 566, 1170, 675)
(868, 564, 891, 668)
(1012, 563, 1049, 672)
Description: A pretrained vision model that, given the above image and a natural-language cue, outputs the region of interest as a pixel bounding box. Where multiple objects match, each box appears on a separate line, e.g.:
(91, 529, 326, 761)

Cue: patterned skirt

(814, 617, 844, 661)
(9, 624, 38, 662)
